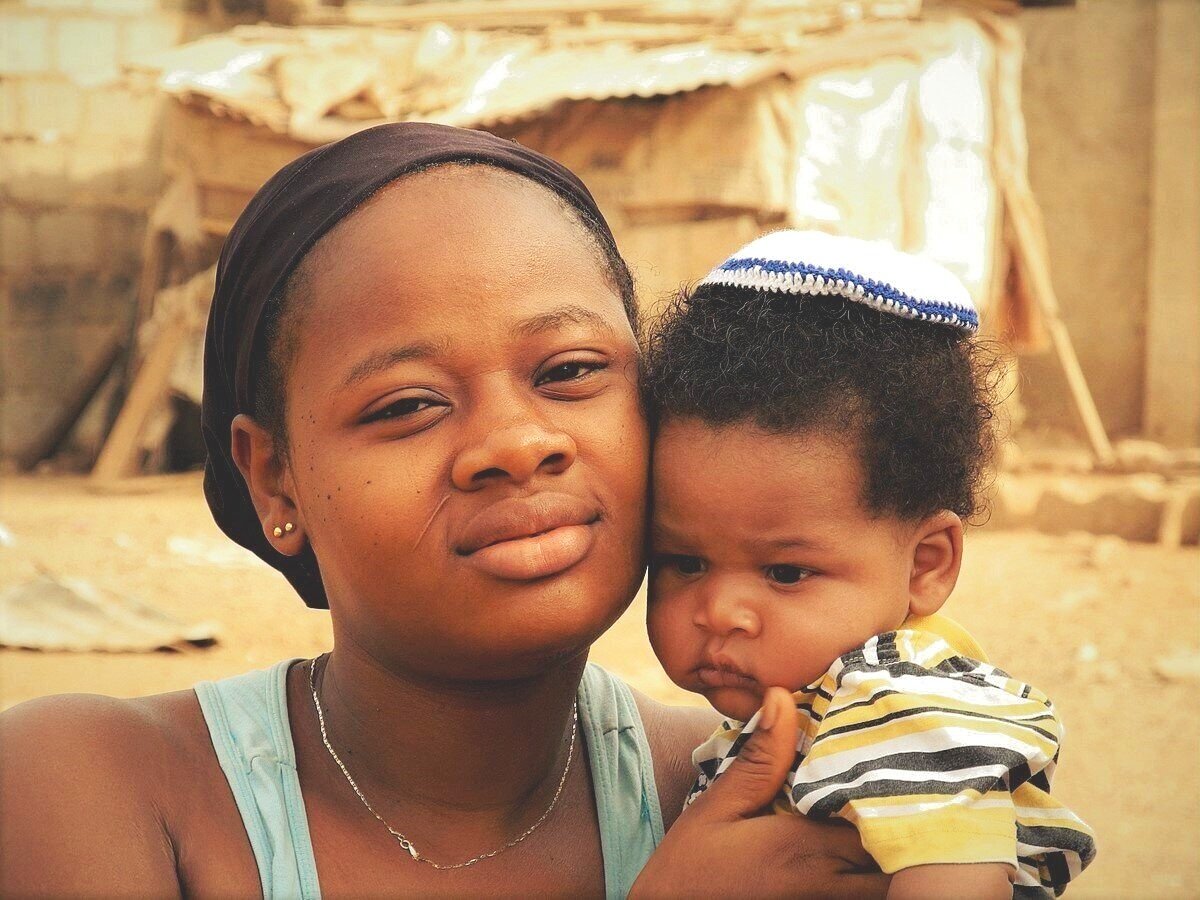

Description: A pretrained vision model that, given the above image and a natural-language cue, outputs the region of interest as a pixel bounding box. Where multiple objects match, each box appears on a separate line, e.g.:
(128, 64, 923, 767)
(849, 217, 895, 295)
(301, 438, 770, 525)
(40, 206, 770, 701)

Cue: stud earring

(272, 522, 295, 538)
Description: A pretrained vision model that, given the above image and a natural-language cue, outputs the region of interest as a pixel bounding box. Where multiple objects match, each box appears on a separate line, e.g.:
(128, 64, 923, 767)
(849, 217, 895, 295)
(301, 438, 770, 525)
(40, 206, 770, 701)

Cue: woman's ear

(230, 413, 305, 556)
(907, 510, 964, 618)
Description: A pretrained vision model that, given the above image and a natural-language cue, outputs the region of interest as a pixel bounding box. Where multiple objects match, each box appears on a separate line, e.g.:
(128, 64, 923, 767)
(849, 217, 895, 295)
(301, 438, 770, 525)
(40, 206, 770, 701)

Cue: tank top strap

(578, 662, 665, 899)
(194, 659, 320, 900)
(195, 660, 663, 900)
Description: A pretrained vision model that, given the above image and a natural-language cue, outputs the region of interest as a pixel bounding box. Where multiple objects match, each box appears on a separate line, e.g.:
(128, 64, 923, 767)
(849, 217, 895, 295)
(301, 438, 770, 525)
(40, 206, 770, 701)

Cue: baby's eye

(653, 554, 706, 577)
(766, 564, 812, 585)
(536, 360, 607, 386)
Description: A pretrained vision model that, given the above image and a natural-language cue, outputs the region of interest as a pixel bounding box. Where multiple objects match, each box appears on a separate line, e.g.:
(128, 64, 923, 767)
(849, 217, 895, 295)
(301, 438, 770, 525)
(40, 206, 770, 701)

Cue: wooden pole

(1005, 182, 1117, 468)
(90, 309, 191, 482)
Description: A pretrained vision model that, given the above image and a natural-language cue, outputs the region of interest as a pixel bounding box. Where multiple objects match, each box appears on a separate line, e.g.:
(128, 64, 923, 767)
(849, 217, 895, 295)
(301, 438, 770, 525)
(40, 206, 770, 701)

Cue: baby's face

(647, 419, 916, 721)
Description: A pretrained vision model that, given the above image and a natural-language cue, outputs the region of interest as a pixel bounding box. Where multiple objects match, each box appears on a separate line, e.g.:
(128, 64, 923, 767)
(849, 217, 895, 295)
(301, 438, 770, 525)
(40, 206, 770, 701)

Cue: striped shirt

(686, 614, 1096, 897)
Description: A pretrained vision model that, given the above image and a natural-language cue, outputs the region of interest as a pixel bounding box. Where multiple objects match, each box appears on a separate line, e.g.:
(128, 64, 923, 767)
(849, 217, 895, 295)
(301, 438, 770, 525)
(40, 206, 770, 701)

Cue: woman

(0, 124, 884, 898)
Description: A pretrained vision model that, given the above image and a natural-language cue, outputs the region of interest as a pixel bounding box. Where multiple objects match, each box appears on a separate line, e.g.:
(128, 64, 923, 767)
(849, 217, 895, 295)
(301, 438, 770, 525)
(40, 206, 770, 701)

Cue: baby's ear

(907, 510, 964, 618)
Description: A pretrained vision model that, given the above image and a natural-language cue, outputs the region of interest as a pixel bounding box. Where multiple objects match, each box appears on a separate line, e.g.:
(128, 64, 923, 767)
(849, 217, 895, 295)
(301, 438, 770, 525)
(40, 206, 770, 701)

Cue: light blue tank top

(194, 661, 664, 899)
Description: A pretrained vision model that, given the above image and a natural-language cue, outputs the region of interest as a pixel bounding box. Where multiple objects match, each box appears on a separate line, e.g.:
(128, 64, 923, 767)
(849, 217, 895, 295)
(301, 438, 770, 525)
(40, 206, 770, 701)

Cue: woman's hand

(631, 688, 888, 899)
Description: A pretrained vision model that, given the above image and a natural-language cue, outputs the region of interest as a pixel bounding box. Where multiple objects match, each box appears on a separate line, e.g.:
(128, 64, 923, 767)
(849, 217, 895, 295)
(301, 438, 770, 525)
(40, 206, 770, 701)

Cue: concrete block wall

(1019, 0, 1200, 446)
(0, 0, 204, 462)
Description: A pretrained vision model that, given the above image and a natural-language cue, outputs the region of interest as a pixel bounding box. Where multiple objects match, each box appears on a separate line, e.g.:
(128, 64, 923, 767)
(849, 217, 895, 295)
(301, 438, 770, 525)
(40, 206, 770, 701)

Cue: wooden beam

(90, 309, 191, 483)
(1005, 181, 1117, 468)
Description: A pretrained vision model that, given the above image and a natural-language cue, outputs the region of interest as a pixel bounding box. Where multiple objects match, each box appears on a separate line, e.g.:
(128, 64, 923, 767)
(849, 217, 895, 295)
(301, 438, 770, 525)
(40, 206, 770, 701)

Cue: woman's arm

(634, 688, 888, 899)
(0, 694, 183, 898)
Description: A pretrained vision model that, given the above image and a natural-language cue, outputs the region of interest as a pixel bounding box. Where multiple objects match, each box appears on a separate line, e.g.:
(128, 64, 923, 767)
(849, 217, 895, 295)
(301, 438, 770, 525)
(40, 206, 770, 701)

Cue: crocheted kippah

(698, 230, 979, 333)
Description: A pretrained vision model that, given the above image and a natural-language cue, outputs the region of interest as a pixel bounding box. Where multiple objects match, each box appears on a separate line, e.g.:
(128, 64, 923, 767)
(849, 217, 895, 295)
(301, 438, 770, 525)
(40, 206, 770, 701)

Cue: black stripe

(1028, 769, 1052, 792)
(816, 701, 1059, 745)
(1007, 760, 1033, 791)
(832, 658, 1046, 704)
(799, 773, 1006, 818)
(874, 632, 901, 665)
(828, 686, 1056, 730)
(1013, 885, 1055, 899)
(799, 744, 1032, 794)
(935, 655, 984, 675)
(1043, 851, 1072, 887)
(1017, 825, 1097, 863)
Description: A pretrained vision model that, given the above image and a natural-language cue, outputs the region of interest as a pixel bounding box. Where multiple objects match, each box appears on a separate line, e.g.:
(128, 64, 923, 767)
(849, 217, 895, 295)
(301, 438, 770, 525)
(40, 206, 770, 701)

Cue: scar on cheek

(412, 491, 451, 550)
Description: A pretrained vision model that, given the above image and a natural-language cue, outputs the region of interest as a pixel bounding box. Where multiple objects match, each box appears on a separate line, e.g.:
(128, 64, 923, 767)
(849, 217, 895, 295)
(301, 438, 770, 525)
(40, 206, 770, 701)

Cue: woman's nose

(451, 417, 577, 490)
(693, 581, 760, 637)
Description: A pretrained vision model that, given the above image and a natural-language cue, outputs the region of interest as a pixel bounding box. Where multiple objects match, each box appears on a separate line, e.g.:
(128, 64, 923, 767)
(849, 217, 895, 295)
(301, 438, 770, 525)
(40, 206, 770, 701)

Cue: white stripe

(848, 795, 1015, 819)
(1012, 804, 1089, 824)
(797, 725, 1051, 784)
(1014, 863, 1042, 886)
(840, 668, 1052, 712)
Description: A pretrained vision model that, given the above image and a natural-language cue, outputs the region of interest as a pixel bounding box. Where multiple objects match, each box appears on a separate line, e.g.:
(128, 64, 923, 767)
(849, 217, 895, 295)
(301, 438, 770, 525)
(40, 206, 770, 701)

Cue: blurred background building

(2, 3, 1198, 894)
(2, 0, 1198, 477)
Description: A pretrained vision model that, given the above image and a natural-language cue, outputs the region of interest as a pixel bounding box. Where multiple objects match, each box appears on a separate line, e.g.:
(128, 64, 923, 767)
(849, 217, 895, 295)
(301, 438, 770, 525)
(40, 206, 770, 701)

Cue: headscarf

(202, 122, 617, 609)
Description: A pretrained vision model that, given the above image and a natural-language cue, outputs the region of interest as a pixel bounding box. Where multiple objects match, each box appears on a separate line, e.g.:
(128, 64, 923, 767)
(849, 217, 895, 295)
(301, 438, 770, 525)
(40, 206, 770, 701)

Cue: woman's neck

(310, 634, 587, 825)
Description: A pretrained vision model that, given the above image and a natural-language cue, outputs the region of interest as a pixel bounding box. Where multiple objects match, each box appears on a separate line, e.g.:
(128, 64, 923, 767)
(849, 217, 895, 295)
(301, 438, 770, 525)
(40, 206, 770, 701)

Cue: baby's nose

(694, 580, 760, 637)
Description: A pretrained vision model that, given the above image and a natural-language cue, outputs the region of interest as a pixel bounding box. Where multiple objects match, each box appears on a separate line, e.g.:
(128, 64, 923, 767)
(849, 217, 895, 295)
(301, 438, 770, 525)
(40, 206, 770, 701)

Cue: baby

(643, 231, 1095, 898)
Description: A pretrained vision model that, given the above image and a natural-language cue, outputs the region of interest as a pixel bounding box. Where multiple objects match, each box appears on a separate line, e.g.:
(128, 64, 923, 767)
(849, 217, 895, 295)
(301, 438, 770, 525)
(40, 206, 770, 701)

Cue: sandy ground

(1, 474, 1197, 898)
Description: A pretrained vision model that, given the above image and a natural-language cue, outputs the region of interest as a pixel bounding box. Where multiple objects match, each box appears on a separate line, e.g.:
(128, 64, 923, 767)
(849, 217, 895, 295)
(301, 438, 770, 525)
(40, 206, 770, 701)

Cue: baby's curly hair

(643, 284, 1001, 522)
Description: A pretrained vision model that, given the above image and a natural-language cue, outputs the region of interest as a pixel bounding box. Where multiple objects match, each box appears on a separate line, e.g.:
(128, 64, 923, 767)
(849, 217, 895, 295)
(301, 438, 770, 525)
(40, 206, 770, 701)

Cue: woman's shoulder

(0, 687, 250, 897)
(1, 686, 215, 773)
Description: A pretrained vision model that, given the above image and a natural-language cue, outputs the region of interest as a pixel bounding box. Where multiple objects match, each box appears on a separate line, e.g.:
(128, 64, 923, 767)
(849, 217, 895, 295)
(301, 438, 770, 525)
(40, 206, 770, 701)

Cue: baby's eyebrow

(511, 304, 620, 339)
(750, 535, 828, 552)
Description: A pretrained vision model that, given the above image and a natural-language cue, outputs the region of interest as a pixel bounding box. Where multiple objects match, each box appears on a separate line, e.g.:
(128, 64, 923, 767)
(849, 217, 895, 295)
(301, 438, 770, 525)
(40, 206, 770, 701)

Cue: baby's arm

(790, 633, 1066, 889)
(888, 863, 1012, 900)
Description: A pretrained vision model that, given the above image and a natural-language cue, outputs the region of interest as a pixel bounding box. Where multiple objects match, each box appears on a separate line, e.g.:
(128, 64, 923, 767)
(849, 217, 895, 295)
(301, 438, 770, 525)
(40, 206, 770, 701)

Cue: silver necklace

(307, 655, 578, 870)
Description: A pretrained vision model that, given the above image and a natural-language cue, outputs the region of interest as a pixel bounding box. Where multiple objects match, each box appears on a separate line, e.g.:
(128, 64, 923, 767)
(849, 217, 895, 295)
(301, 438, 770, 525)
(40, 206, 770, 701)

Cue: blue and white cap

(698, 230, 979, 333)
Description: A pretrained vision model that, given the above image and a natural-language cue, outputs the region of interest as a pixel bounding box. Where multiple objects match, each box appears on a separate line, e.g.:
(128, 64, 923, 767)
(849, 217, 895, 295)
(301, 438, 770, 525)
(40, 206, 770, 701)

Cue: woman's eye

(653, 554, 706, 577)
(363, 396, 442, 423)
(536, 360, 606, 386)
(766, 565, 812, 585)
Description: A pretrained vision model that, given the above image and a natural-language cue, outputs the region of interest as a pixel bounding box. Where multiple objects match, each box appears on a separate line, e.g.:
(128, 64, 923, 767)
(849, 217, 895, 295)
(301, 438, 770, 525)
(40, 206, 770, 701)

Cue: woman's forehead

(287, 171, 630, 378)
(303, 167, 604, 301)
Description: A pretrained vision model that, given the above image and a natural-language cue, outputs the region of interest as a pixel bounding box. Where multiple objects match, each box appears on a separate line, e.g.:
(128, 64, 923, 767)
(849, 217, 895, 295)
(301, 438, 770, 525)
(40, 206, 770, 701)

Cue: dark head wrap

(202, 122, 617, 609)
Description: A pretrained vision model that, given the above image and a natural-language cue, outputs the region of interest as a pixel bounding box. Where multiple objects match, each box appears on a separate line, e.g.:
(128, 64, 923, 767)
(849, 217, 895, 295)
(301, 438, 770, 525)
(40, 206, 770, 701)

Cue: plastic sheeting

(789, 18, 998, 310)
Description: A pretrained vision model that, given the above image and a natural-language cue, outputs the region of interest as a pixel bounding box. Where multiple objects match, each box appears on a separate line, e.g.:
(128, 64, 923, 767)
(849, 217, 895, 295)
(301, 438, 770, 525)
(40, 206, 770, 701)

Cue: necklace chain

(308, 655, 578, 870)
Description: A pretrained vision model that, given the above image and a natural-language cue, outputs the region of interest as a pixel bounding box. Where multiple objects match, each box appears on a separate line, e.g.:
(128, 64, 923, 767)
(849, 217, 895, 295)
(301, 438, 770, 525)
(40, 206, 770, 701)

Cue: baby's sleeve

(786, 634, 1062, 875)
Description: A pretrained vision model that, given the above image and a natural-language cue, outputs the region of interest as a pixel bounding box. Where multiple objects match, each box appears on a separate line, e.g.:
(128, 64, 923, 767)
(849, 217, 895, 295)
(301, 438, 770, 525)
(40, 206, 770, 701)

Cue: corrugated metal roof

(127, 1, 924, 139)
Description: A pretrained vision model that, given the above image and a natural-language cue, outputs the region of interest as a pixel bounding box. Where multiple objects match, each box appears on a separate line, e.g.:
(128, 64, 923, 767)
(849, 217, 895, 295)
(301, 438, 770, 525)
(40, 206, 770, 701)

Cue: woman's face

(276, 167, 648, 681)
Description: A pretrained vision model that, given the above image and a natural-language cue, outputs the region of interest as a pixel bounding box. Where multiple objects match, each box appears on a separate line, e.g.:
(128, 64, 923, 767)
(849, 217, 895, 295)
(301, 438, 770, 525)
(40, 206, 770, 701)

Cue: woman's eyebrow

(341, 341, 447, 389)
(512, 304, 620, 339)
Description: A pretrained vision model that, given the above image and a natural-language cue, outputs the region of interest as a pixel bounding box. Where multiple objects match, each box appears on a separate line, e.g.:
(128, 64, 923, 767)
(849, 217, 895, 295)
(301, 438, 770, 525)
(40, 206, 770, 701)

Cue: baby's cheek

(645, 591, 688, 670)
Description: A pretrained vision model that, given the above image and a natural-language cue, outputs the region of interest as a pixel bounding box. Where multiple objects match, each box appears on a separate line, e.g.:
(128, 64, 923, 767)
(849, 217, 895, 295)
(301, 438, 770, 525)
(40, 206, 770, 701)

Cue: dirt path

(2, 475, 1197, 897)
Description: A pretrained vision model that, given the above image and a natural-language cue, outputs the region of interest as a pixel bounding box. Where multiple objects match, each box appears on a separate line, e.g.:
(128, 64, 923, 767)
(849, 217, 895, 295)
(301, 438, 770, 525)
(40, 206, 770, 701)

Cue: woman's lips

(456, 493, 600, 581)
